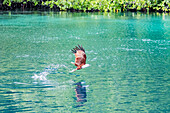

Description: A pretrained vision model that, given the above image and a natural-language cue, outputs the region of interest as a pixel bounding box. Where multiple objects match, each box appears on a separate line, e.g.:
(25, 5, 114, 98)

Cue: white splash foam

(32, 72, 49, 81)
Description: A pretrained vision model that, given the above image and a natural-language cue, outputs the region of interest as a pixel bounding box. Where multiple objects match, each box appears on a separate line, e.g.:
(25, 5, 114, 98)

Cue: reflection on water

(74, 82, 87, 107)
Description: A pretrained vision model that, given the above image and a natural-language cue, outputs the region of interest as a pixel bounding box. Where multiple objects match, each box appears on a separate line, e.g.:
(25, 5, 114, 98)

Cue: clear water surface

(0, 11, 169, 112)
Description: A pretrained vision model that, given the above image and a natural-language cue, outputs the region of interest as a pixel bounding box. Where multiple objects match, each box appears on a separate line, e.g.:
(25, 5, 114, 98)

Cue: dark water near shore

(0, 11, 169, 112)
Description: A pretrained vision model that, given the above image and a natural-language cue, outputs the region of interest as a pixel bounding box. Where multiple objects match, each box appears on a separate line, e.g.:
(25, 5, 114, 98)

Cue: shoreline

(0, 1, 170, 13)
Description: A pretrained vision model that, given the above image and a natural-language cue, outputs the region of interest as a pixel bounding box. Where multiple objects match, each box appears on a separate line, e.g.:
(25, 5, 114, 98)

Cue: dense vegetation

(0, 0, 170, 13)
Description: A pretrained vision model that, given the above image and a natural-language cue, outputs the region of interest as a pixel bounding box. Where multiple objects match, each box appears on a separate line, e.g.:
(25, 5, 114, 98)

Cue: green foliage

(1, 0, 170, 12)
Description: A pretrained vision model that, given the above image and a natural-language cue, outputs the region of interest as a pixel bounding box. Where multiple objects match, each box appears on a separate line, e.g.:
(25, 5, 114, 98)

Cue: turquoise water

(0, 11, 170, 112)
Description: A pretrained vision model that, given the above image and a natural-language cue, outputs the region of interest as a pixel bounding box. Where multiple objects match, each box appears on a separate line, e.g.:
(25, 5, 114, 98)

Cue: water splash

(32, 72, 49, 81)
(32, 64, 69, 80)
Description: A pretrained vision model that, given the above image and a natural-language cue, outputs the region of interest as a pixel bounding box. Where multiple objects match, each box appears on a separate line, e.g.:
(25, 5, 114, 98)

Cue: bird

(70, 45, 89, 72)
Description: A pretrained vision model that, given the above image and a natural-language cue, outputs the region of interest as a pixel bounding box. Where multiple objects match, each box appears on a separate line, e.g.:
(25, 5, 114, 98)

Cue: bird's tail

(71, 45, 85, 53)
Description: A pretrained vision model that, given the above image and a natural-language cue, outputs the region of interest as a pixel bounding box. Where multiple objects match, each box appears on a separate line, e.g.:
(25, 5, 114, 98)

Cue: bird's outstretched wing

(71, 44, 85, 53)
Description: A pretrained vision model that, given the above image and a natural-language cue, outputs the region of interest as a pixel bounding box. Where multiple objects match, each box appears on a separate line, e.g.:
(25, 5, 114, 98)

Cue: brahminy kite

(70, 45, 90, 72)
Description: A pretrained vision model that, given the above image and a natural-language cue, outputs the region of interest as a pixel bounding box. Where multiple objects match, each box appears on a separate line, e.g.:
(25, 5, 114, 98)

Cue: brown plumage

(71, 45, 86, 70)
